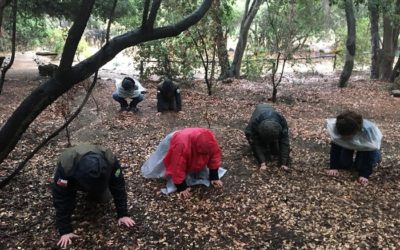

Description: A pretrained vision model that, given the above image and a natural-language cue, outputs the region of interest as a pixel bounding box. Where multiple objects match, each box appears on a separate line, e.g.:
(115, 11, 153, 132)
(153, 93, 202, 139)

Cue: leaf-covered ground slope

(0, 72, 399, 249)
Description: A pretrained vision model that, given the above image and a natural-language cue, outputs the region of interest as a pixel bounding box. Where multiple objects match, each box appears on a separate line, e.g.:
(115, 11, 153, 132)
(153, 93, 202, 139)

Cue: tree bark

(228, 0, 264, 78)
(338, 0, 356, 88)
(380, 16, 395, 80)
(368, 0, 380, 79)
(0, 0, 12, 36)
(0, 0, 213, 164)
(390, 56, 400, 82)
(379, 0, 400, 81)
(212, 0, 230, 80)
(0, 0, 17, 94)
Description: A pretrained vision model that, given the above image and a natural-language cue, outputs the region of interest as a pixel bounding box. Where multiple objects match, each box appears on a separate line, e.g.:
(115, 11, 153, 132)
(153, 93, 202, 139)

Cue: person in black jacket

(52, 144, 135, 248)
(156, 78, 183, 115)
(245, 103, 290, 171)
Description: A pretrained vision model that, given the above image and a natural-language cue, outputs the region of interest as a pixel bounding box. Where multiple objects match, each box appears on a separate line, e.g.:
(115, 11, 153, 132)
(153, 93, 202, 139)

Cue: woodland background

(0, 0, 399, 249)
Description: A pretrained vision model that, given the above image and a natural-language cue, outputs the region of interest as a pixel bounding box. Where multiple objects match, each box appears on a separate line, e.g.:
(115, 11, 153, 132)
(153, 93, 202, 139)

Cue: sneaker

(118, 107, 129, 112)
(129, 107, 139, 113)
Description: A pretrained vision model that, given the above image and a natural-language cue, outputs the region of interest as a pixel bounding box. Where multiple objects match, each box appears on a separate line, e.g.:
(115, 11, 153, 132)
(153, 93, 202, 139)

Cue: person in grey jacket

(326, 111, 382, 185)
(112, 77, 145, 112)
(245, 103, 290, 170)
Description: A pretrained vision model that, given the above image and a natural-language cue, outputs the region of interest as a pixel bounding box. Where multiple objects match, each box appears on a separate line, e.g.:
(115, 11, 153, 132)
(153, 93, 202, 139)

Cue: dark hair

(74, 153, 110, 193)
(336, 111, 363, 136)
(162, 78, 173, 92)
(122, 77, 135, 90)
(257, 120, 282, 142)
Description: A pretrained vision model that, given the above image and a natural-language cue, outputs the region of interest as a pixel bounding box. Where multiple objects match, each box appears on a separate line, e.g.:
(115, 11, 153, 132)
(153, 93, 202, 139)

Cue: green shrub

(334, 16, 370, 68)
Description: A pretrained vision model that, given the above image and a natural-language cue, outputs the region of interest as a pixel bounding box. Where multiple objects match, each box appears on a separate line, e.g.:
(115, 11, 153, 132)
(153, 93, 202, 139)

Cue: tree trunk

(272, 87, 277, 103)
(212, 0, 230, 80)
(0, 0, 12, 36)
(0, 0, 213, 164)
(380, 16, 395, 80)
(0, 0, 17, 94)
(379, 0, 400, 81)
(338, 0, 356, 88)
(368, 0, 380, 79)
(390, 56, 400, 82)
(228, 0, 263, 78)
(322, 0, 331, 30)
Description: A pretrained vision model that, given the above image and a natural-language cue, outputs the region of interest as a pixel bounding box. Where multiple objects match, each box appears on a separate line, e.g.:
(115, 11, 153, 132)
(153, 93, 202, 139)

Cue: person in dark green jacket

(52, 144, 135, 248)
(245, 103, 290, 171)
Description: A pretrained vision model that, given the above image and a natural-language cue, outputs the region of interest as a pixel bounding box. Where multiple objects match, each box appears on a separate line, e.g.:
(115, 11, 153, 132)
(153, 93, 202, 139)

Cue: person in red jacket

(141, 128, 224, 199)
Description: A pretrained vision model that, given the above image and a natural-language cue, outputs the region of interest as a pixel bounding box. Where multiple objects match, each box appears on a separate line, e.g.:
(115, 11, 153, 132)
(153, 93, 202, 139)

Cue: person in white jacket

(112, 77, 146, 112)
(326, 111, 382, 185)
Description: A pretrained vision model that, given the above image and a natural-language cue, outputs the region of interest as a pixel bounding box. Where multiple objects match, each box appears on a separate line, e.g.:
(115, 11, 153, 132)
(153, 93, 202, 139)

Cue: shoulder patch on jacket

(57, 178, 68, 187)
(115, 169, 121, 178)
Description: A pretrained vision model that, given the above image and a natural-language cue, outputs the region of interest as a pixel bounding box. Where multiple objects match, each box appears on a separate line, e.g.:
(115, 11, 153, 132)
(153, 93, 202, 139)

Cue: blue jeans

(112, 92, 144, 108)
(330, 142, 381, 178)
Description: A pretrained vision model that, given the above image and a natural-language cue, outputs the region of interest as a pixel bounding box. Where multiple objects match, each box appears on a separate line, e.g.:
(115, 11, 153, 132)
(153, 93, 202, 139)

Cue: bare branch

(141, 0, 151, 28)
(58, 0, 96, 70)
(147, 0, 161, 29)
(106, 0, 118, 42)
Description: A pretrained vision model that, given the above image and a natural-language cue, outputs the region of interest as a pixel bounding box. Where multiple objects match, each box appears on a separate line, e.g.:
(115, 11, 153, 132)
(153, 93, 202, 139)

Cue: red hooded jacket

(163, 128, 222, 185)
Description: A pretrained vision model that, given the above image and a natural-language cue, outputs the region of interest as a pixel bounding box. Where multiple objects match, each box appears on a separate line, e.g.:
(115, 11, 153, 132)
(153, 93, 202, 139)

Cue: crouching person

(326, 111, 382, 185)
(52, 144, 135, 248)
(112, 77, 145, 112)
(156, 78, 183, 115)
(141, 128, 226, 199)
(245, 103, 290, 171)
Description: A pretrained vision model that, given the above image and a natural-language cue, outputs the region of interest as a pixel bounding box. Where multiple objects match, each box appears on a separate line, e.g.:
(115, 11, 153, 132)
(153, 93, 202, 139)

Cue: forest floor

(0, 62, 400, 249)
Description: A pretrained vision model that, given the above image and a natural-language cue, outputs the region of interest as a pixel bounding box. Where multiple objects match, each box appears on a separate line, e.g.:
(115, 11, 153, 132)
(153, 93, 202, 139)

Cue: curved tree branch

(0, 0, 118, 189)
(0, 0, 213, 164)
(0, 73, 98, 189)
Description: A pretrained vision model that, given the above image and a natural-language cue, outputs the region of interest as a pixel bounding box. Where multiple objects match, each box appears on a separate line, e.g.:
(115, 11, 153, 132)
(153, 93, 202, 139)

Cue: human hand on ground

(57, 233, 79, 248)
(327, 169, 339, 176)
(156, 112, 162, 116)
(178, 188, 192, 199)
(357, 176, 369, 185)
(211, 180, 223, 188)
(260, 163, 267, 170)
(281, 165, 289, 171)
(118, 216, 135, 227)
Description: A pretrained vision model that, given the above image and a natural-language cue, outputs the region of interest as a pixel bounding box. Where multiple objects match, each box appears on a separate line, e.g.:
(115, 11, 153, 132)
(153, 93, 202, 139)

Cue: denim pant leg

(330, 143, 354, 169)
(129, 94, 144, 108)
(354, 149, 381, 177)
(112, 92, 128, 107)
